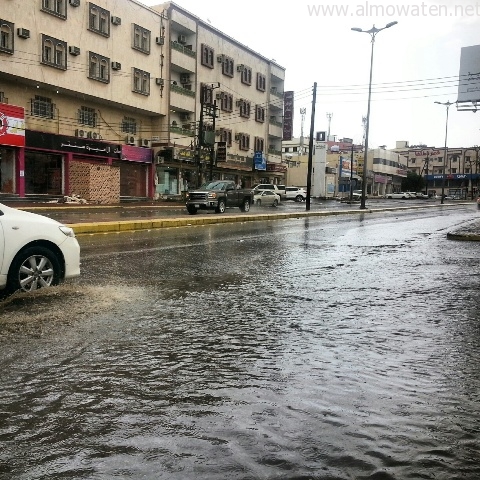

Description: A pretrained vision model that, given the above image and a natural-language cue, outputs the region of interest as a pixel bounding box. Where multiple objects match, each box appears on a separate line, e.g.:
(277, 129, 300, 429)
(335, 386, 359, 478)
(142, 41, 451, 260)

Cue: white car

(285, 186, 307, 202)
(0, 203, 80, 294)
(386, 192, 411, 199)
(253, 190, 281, 207)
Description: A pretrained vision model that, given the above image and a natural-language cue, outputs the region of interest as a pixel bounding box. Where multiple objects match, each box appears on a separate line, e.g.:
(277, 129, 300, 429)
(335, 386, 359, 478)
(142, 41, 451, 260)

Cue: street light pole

(434, 100, 454, 205)
(351, 21, 398, 210)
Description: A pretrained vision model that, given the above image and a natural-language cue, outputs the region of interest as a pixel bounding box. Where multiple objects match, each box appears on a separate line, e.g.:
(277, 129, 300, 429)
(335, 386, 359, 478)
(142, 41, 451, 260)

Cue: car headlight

(208, 192, 217, 199)
(59, 226, 76, 238)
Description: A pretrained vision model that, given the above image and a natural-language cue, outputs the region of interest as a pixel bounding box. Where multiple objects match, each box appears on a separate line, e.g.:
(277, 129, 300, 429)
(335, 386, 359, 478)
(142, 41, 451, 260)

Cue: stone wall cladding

(69, 161, 120, 204)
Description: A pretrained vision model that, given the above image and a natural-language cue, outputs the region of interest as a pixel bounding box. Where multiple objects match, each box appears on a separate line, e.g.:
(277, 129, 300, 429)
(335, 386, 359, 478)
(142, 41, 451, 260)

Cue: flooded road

(1, 207, 479, 479)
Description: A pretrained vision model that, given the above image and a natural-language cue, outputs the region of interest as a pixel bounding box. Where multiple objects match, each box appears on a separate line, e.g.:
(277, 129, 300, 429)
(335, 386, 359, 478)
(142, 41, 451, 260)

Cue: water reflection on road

(1, 207, 479, 479)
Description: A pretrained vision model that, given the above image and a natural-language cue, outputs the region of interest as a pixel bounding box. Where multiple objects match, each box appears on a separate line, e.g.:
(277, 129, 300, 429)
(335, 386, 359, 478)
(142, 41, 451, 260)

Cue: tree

(401, 171, 424, 192)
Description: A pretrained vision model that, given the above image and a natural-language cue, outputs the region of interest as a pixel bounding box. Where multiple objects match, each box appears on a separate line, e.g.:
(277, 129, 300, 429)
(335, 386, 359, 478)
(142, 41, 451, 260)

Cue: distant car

(386, 192, 410, 199)
(415, 192, 429, 199)
(251, 184, 284, 198)
(353, 190, 368, 199)
(0, 203, 80, 295)
(285, 186, 307, 202)
(253, 190, 281, 207)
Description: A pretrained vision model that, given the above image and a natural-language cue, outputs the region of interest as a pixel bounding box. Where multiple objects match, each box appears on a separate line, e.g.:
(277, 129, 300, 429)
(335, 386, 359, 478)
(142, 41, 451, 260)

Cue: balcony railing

(268, 147, 282, 156)
(270, 88, 283, 99)
(171, 41, 196, 58)
(170, 125, 195, 137)
(269, 118, 283, 128)
(171, 83, 195, 98)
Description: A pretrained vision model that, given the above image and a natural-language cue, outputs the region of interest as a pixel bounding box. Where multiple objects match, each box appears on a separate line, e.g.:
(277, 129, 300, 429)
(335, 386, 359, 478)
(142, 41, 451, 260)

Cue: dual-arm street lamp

(434, 100, 455, 205)
(351, 21, 398, 209)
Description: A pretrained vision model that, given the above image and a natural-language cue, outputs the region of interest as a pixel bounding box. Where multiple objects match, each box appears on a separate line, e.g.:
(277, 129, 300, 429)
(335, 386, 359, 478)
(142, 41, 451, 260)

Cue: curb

(67, 203, 471, 236)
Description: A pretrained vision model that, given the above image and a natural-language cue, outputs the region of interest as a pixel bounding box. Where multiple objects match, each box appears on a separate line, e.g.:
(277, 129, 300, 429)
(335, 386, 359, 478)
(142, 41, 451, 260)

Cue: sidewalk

(5, 199, 480, 240)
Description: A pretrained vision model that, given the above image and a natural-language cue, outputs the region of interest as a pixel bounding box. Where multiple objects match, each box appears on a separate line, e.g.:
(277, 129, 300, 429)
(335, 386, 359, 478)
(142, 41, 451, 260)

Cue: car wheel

(256, 199, 261, 206)
(186, 205, 197, 214)
(215, 199, 226, 213)
(8, 246, 61, 293)
(295, 195, 304, 202)
(240, 199, 250, 212)
(273, 199, 278, 207)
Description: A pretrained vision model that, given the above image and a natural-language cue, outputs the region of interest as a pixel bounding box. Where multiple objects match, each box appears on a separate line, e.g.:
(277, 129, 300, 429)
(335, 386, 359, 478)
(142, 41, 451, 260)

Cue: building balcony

(171, 41, 196, 72)
(170, 125, 195, 137)
(170, 84, 196, 111)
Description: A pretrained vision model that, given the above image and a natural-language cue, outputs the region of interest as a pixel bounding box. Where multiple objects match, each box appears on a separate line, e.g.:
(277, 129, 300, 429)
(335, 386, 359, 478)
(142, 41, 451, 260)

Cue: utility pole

(306, 83, 317, 211)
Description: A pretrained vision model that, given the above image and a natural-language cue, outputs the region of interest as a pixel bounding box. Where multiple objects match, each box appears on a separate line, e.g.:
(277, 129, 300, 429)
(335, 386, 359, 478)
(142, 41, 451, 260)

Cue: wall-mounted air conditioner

(180, 113, 191, 122)
(235, 133, 242, 141)
(91, 132, 102, 140)
(237, 64, 245, 72)
(69, 46, 80, 56)
(139, 138, 152, 148)
(236, 99, 244, 107)
(111, 16, 121, 25)
(178, 34, 187, 44)
(17, 28, 30, 39)
(126, 135, 137, 145)
(156, 36, 164, 45)
(111, 61, 121, 70)
(217, 54, 224, 63)
(69, 0, 80, 6)
(75, 129, 87, 138)
(155, 78, 164, 86)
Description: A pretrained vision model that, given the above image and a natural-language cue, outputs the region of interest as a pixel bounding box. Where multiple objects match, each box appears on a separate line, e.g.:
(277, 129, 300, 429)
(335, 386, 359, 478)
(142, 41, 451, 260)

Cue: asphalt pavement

(4, 198, 480, 240)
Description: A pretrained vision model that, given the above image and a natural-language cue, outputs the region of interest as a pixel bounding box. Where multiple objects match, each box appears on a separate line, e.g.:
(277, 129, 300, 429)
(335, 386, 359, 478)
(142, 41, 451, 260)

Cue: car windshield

(199, 181, 227, 191)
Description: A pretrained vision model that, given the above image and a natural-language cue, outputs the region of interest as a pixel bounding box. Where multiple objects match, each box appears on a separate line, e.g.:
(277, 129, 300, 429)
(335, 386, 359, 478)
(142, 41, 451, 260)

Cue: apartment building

(0, 0, 286, 202)
(150, 2, 286, 195)
(394, 141, 480, 198)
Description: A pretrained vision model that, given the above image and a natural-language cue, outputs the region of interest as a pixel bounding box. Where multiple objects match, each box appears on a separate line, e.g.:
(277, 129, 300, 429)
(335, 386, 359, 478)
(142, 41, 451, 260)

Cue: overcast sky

(141, 0, 480, 150)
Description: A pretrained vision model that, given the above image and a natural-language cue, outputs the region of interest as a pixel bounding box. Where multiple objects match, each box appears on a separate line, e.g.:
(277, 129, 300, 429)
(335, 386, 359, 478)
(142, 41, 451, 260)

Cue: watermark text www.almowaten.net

(307, 2, 480, 17)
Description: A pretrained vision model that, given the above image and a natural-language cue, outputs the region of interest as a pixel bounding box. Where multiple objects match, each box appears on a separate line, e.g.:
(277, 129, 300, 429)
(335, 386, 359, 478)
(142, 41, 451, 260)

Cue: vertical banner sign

(216, 141, 227, 162)
(283, 91, 294, 141)
(254, 151, 266, 171)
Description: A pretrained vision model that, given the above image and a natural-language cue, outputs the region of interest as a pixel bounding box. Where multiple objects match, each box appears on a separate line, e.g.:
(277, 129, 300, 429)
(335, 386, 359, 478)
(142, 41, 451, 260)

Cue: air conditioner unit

(111, 16, 121, 25)
(111, 61, 121, 70)
(75, 129, 87, 138)
(126, 135, 137, 145)
(91, 132, 101, 140)
(217, 54, 224, 63)
(155, 156, 164, 164)
(155, 36, 165, 45)
(180, 73, 190, 84)
(140, 138, 152, 148)
(17, 28, 30, 39)
(237, 64, 245, 72)
(86, 131, 93, 139)
(69, 46, 80, 56)
(235, 133, 242, 141)
(216, 92, 223, 100)
(69, 0, 80, 6)
(236, 99, 244, 107)
(178, 34, 187, 44)
(155, 78, 164, 86)
(180, 113, 191, 122)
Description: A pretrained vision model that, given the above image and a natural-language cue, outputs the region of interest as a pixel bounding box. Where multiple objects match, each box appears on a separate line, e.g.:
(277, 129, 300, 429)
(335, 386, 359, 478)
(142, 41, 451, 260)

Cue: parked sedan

(253, 190, 281, 207)
(415, 192, 430, 199)
(0, 203, 81, 295)
(285, 186, 307, 202)
(386, 192, 411, 199)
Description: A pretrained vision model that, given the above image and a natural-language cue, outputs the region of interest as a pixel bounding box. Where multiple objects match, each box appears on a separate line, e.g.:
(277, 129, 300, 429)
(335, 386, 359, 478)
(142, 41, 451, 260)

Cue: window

(42, 0, 66, 19)
(88, 52, 110, 82)
(239, 133, 250, 151)
(89, 4, 110, 36)
(239, 100, 251, 118)
(201, 84, 213, 105)
(254, 137, 264, 152)
(219, 129, 232, 147)
(133, 68, 150, 95)
(0, 19, 14, 54)
(222, 56, 234, 77)
(41, 35, 66, 70)
(221, 93, 233, 112)
(241, 66, 252, 85)
(79, 106, 97, 127)
(256, 73, 266, 92)
(255, 105, 265, 122)
(201, 44, 214, 68)
(31, 95, 55, 118)
(451, 168, 457, 173)
(133, 24, 151, 54)
(122, 117, 137, 134)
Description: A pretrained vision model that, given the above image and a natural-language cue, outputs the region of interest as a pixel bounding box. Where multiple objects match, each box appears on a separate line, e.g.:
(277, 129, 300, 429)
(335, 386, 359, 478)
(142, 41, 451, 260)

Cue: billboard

(457, 45, 480, 103)
(283, 91, 294, 141)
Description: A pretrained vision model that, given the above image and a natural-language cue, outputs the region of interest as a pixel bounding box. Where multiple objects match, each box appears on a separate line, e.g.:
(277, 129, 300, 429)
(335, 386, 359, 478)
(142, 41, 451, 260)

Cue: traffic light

(217, 141, 227, 162)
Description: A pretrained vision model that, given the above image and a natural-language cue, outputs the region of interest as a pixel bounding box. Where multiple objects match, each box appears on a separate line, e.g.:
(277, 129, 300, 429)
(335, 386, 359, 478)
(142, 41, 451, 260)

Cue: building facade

(0, 0, 286, 203)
